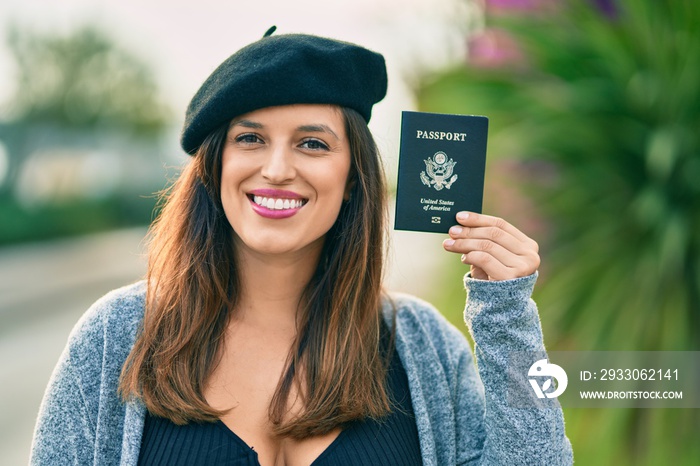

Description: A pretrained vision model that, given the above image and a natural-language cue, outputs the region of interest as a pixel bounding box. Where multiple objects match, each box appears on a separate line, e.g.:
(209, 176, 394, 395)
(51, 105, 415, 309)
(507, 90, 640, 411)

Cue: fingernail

(457, 212, 469, 220)
(449, 226, 463, 235)
(443, 239, 455, 247)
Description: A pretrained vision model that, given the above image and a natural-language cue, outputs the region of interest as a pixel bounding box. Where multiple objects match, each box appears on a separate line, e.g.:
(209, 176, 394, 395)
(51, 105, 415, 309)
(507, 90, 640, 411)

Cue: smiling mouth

(249, 195, 308, 211)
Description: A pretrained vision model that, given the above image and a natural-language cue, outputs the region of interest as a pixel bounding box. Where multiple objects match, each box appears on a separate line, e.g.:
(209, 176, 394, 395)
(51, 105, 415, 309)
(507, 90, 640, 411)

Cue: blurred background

(0, 0, 697, 464)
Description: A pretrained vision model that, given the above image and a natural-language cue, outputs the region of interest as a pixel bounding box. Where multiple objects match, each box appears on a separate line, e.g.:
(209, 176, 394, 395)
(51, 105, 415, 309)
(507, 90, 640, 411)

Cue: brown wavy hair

(119, 107, 390, 438)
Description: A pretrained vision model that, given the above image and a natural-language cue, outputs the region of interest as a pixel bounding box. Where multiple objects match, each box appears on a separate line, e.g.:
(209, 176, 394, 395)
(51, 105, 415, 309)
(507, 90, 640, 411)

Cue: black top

(137, 334, 422, 465)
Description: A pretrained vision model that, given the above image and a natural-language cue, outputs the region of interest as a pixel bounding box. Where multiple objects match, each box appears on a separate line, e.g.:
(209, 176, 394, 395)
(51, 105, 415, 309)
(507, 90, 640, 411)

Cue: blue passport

(394, 111, 488, 234)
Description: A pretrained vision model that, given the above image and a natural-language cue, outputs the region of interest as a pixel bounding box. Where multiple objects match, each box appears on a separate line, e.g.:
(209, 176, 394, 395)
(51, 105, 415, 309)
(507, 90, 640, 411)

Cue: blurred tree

(0, 24, 171, 189)
(0, 24, 172, 244)
(416, 0, 699, 464)
(5, 24, 169, 133)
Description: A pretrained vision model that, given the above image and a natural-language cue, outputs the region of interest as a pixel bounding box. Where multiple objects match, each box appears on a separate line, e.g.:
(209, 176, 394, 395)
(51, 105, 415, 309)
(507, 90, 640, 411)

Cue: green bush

(0, 193, 156, 245)
(416, 1, 700, 464)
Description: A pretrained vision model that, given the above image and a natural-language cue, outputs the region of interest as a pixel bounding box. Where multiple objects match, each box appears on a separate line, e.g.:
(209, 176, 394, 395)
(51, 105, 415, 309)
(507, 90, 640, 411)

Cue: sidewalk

(0, 227, 149, 332)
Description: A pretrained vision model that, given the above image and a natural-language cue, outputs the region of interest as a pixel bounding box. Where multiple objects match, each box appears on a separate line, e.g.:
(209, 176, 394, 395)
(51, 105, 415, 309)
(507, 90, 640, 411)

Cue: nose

(261, 144, 296, 183)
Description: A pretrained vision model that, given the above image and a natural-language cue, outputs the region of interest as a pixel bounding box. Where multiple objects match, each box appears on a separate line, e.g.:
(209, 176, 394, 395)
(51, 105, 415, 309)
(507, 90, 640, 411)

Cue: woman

(31, 28, 573, 465)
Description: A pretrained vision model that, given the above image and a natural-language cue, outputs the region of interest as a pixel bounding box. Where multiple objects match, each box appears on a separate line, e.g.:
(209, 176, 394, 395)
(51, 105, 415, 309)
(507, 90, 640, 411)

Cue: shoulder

(382, 291, 472, 365)
(69, 280, 146, 341)
(30, 282, 147, 463)
(383, 292, 458, 333)
(65, 280, 146, 371)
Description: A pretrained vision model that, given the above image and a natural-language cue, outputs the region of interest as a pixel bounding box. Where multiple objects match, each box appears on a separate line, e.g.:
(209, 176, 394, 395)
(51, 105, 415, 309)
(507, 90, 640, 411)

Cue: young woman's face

(220, 104, 352, 259)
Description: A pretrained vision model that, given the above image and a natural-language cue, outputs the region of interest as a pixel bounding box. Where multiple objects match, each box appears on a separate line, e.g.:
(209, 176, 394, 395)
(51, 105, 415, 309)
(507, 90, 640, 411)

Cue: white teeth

(252, 196, 304, 210)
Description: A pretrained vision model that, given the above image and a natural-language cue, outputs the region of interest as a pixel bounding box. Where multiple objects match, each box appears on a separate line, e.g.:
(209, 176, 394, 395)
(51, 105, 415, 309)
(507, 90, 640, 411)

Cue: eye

(234, 133, 263, 144)
(300, 138, 330, 151)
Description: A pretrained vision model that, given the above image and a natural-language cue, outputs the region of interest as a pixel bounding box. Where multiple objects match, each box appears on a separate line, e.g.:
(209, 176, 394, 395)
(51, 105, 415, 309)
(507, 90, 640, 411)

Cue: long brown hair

(119, 107, 390, 438)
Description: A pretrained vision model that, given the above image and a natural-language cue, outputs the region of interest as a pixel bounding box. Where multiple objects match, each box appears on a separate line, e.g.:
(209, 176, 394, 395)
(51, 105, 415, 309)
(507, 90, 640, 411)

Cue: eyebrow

(230, 119, 263, 129)
(229, 120, 340, 141)
(297, 124, 340, 141)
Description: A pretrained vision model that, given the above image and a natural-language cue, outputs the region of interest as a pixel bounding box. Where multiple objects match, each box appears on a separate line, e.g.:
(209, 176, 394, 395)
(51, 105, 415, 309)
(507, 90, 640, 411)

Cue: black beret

(180, 28, 388, 154)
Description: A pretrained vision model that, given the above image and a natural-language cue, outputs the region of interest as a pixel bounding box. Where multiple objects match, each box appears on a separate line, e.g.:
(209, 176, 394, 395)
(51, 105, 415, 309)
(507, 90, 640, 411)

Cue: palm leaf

(416, 0, 700, 464)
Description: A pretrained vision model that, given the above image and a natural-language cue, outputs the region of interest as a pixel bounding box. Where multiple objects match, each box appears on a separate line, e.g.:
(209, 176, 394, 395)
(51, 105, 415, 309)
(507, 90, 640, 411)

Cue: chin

(233, 230, 325, 259)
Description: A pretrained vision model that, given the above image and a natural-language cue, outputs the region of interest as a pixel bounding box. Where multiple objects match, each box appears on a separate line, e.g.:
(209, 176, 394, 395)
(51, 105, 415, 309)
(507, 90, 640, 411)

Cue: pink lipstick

(247, 189, 307, 219)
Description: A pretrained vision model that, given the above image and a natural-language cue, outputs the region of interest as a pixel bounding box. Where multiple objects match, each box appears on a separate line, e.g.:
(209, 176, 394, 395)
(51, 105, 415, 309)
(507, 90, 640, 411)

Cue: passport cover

(394, 111, 488, 234)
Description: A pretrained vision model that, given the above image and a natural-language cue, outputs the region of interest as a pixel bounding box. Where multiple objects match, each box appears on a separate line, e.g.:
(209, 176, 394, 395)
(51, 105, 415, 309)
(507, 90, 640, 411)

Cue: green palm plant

(415, 1, 700, 464)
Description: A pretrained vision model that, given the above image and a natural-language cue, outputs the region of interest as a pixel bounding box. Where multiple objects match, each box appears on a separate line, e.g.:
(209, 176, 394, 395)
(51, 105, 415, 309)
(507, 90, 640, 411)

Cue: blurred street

(0, 209, 448, 465)
(0, 228, 148, 466)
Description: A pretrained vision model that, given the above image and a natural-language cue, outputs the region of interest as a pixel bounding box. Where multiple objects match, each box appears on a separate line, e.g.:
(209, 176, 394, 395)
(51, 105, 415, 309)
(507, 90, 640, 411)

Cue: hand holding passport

(394, 111, 488, 234)
(393, 111, 541, 281)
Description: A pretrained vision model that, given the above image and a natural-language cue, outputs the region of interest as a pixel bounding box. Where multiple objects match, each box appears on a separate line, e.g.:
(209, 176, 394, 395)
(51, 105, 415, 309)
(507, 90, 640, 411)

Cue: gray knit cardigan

(30, 273, 573, 465)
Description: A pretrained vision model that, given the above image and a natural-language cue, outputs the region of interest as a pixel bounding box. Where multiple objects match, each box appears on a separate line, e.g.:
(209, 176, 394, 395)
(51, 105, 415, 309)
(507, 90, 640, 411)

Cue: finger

(448, 224, 533, 257)
(444, 238, 525, 269)
(460, 250, 533, 281)
(460, 251, 512, 280)
(454, 211, 539, 255)
(455, 211, 532, 244)
(443, 236, 539, 278)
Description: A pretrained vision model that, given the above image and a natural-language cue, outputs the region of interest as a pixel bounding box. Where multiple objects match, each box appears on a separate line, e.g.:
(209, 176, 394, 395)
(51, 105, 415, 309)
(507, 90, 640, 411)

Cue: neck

(233, 241, 323, 329)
